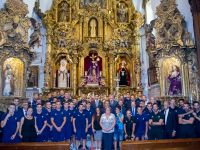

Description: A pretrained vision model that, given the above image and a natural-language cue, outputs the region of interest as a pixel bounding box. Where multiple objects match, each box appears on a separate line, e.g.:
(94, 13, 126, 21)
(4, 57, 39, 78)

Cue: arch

(88, 17, 98, 37)
(158, 57, 183, 96)
(2, 57, 24, 97)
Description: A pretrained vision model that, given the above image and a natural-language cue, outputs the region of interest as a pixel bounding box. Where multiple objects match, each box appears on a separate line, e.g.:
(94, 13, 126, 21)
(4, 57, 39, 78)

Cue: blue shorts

(114, 129, 124, 141)
(75, 129, 87, 140)
(135, 132, 145, 138)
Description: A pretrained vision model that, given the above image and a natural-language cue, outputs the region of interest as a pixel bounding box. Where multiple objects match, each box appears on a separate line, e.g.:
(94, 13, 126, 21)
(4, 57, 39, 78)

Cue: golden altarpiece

(43, 0, 143, 95)
(146, 0, 199, 100)
(0, 0, 35, 98)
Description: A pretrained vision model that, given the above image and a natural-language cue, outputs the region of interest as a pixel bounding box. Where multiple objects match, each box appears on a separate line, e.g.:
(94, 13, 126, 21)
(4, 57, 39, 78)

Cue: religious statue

(117, 3, 128, 23)
(168, 65, 182, 95)
(183, 31, 194, 47)
(3, 64, 14, 96)
(89, 19, 98, 37)
(58, 59, 68, 88)
(87, 54, 100, 84)
(29, 18, 41, 48)
(118, 60, 130, 86)
(58, 1, 70, 22)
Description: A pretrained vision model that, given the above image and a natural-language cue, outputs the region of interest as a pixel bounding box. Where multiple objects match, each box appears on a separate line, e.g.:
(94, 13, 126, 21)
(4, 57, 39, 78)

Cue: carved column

(72, 55, 78, 95)
(109, 54, 114, 94)
(189, 0, 200, 75)
(44, 29, 52, 89)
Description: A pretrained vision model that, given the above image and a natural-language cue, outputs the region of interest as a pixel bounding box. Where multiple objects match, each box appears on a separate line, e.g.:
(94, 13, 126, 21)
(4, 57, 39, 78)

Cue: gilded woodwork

(43, 0, 143, 95)
(0, 0, 35, 97)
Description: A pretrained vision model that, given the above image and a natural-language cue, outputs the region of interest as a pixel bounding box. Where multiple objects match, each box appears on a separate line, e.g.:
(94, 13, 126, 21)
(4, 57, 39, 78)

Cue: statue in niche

(118, 60, 130, 86)
(58, 1, 70, 22)
(168, 65, 182, 96)
(89, 19, 98, 37)
(58, 59, 69, 88)
(3, 64, 15, 96)
(183, 32, 194, 47)
(87, 54, 100, 83)
(117, 3, 128, 23)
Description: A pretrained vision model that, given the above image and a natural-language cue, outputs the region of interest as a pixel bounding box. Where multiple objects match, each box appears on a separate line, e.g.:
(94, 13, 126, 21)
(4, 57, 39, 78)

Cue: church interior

(0, 0, 200, 149)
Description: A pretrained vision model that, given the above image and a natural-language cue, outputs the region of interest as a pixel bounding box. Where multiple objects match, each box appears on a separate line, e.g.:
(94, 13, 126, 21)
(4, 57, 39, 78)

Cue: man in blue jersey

(73, 104, 88, 150)
(132, 106, 148, 140)
(34, 104, 47, 142)
(50, 101, 66, 142)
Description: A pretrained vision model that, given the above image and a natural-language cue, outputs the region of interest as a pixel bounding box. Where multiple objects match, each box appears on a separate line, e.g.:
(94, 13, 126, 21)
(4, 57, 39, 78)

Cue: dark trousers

(102, 132, 113, 150)
(148, 128, 164, 140)
(179, 125, 196, 138)
(22, 136, 36, 142)
(164, 129, 173, 139)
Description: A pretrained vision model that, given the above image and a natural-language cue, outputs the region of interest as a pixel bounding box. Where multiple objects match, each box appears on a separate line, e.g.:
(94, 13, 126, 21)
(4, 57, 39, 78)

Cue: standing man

(1, 104, 20, 143)
(178, 102, 195, 138)
(148, 103, 164, 140)
(91, 94, 103, 110)
(73, 104, 88, 150)
(132, 106, 148, 140)
(162, 100, 176, 139)
(34, 104, 47, 142)
(123, 110, 134, 140)
(193, 101, 200, 138)
(50, 101, 66, 142)
(130, 101, 137, 117)
(109, 94, 118, 113)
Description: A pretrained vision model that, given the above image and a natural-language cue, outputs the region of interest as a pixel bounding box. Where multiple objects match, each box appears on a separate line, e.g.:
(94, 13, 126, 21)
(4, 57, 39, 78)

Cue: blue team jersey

(1, 113, 20, 143)
(34, 112, 47, 130)
(134, 113, 147, 134)
(74, 110, 88, 129)
(85, 108, 94, 124)
(50, 109, 65, 126)
(42, 108, 51, 125)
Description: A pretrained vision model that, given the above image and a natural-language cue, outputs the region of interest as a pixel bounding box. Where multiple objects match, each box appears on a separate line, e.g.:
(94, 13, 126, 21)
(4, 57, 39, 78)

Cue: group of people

(0, 90, 200, 150)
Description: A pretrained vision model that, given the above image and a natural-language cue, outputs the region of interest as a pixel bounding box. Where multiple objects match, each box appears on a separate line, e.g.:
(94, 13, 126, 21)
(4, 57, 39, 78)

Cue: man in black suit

(109, 94, 118, 113)
(162, 100, 176, 139)
(91, 94, 103, 110)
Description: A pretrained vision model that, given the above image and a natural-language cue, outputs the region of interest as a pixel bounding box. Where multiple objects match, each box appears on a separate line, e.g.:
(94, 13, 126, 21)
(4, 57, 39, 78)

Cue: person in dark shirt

(193, 101, 200, 138)
(148, 103, 164, 140)
(143, 102, 153, 121)
(178, 102, 196, 138)
(123, 110, 134, 140)
(124, 92, 132, 110)
(0, 110, 4, 142)
(19, 107, 37, 142)
(162, 100, 176, 139)
(92, 107, 102, 150)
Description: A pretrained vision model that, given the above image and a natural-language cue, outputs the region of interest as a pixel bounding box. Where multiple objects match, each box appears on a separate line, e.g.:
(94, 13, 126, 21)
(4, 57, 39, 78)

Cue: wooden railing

(0, 142, 70, 150)
(122, 138, 200, 150)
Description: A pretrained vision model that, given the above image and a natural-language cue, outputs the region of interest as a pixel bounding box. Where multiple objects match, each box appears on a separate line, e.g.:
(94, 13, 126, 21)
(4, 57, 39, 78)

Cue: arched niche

(84, 50, 102, 85)
(114, 55, 131, 87)
(57, 1, 70, 22)
(88, 18, 98, 37)
(2, 57, 24, 97)
(53, 54, 72, 88)
(158, 57, 188, 97)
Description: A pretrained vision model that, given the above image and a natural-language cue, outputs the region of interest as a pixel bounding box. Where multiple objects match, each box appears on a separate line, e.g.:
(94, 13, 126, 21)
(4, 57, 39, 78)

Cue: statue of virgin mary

(58, 59, 68, 88)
